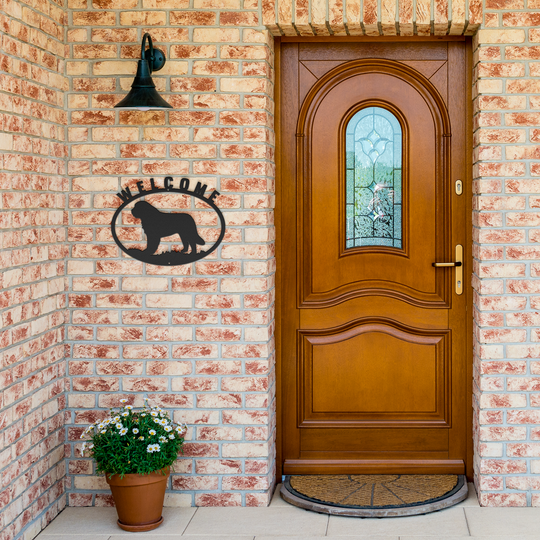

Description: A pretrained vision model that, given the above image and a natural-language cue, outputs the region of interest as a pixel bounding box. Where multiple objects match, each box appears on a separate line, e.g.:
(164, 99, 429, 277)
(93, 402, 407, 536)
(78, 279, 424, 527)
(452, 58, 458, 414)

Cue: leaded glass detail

(345, 107, 402, 249)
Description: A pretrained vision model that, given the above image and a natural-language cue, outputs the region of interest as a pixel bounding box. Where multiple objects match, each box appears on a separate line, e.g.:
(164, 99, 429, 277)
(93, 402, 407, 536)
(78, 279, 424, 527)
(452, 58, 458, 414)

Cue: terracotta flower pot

(105, 468, 170, 532)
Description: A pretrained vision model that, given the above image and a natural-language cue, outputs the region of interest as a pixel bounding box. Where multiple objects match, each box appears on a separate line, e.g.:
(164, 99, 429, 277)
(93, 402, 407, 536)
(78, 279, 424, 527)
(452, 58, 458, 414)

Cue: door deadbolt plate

(455, 244, 463, 295)
(455, 180, 463, 195)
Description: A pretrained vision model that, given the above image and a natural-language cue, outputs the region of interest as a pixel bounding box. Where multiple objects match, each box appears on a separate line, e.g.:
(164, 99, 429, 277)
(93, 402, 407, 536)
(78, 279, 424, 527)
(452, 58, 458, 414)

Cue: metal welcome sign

(111, 177, 225, 266)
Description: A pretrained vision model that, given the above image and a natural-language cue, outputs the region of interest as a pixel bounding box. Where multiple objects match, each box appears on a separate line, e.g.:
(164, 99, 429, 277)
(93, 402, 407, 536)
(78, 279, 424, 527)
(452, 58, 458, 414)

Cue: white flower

(138, 436, 145, 441)
(116, 423, 123, 430)
(104, 419, 111, 425)
(164, 426, 172, 432)
(97, 423, 104, 430)
(81, 442, 87, 452)
(151, 411, 158, 417)
(120, 399, 127, 403)
(159, 436, 167, 443)
(149, 429, 156, 436)
(146, 444, 160, 453)
(141, 413, 147, 417)
(120, 428, 128, 436)
(113, 416, 120, 422)
(125, 405, 133, 410)
(169, 434, 175, 440)
(132, 428, 139, 434)
(88, 443, 94, 449)
(121, 412, 129, 417)
(80, 433, 85, 440)
(100, 430, 106, 434)
(160, 419, 168, 426)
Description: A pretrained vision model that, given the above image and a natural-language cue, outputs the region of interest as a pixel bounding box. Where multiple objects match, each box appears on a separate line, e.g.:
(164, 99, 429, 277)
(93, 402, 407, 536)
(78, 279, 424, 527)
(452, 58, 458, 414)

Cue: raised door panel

(299, 322, 450, 427)
(298, 61, 451, 309)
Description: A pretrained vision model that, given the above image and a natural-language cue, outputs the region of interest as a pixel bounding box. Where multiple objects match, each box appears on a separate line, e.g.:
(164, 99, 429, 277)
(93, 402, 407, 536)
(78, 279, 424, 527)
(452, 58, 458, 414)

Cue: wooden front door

(279, 40, 471, 476)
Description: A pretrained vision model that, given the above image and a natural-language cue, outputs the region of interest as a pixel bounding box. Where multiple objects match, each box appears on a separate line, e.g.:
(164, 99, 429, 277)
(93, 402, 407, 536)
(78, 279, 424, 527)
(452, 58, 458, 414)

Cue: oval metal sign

(111, 176, 225, 266)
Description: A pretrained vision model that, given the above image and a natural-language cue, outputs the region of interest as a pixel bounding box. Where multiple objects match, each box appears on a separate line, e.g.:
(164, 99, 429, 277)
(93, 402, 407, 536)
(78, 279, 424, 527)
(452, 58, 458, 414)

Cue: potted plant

(80, 398, 187, 532)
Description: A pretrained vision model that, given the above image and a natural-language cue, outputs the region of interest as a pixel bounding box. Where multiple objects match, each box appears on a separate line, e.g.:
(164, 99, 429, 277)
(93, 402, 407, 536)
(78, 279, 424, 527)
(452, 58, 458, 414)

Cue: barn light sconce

(114, 33, 172, 110)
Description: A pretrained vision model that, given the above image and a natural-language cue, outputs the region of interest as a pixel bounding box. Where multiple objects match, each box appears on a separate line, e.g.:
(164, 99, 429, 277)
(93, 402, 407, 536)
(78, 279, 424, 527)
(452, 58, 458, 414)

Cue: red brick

(123, 378, 168, 392)
(195, 459, 242, 474)
(171, 78, 217, 92)
(508, 411, 540, 424)
(197, 427, 242, 440)
(480, 493, 527, 507)
(173, 377, 218, 392)
(195, 493, 242, 506)
(503, 12, 540, 25)
(96, 361, 143, 375)
(73, 345, 119, 359)
(196, 361, 242, 374)
(171, 11, 216, 25)
(72, 378, 119, 392)
(222, 476, 268, 490)
(170, 45, 217, 59)
(480, 459, 527, 474)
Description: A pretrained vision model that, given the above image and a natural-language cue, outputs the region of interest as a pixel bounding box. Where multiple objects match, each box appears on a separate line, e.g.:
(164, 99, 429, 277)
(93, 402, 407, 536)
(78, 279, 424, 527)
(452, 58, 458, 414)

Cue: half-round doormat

(281, 474, 468, 517)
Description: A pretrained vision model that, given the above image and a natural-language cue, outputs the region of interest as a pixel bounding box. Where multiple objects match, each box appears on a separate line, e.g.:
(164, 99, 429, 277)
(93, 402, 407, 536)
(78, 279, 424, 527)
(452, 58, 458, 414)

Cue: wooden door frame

(275, 36, 474, 480)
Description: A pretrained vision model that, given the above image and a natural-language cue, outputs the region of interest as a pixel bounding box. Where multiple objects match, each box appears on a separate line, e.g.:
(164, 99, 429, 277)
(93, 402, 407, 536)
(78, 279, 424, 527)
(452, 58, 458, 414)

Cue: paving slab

(465, 507, 540, 537)
(37, 536, 110, 540)
(37, 508, 119, 536)
(110, 537, 253, 540)
(38, 507, 196, 536)
(184, 507, 328, 536)
(327, 507, 469, 536)
(256, 537, 399, 540)
(402, 537, 540, 540)
(399, 537, 471, 540)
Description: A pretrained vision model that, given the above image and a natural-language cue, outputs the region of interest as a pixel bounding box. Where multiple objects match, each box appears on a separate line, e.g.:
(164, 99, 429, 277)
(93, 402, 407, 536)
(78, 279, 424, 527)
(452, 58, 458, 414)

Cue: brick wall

(4, 0, 540, 520)
(64, 1, 276, 508)
(0, 0, 68, 539)
(473, 10, 540, 506)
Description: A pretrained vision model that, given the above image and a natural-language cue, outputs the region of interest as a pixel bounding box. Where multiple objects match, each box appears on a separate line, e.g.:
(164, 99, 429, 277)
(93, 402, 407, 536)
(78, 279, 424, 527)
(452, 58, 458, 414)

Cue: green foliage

(80, 399, 187, 477)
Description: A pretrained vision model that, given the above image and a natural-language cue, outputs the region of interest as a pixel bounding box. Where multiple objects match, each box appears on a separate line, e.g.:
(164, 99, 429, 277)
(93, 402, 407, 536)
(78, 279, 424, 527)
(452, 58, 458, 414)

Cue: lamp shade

(115, 33, 172, 110)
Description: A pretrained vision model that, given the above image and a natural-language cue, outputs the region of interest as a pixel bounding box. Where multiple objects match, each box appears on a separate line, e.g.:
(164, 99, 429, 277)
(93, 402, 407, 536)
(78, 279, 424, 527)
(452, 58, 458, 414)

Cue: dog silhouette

(131, 200, 205, 255)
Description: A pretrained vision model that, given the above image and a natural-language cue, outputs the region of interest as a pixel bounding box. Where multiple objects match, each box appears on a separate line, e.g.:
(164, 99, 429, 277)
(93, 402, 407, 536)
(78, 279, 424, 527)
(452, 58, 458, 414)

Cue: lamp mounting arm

(141, 32, 166, 74)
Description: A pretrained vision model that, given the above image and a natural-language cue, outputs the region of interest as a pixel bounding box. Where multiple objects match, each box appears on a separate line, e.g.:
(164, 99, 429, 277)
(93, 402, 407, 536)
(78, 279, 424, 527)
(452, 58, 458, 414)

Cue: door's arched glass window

(346, 107, 402, 249)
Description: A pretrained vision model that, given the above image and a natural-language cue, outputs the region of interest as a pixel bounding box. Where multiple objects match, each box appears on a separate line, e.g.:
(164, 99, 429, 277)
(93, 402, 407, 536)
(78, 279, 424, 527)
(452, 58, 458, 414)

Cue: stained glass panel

(345, 107, 402, 249)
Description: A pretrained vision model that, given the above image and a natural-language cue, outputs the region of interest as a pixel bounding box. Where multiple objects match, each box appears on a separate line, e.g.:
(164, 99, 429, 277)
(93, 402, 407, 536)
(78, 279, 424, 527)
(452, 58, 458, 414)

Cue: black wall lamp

(115, 33, 172, 110)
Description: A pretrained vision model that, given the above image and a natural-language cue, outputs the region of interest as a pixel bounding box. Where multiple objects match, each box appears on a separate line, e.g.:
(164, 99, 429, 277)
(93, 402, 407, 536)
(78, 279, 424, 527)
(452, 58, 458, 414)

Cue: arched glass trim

(345, 106, 402, 249)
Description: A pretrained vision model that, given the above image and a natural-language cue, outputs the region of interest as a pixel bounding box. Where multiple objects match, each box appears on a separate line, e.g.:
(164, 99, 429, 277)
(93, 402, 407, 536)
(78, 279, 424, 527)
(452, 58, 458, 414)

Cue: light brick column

(0, 0, 68, 538)
(65, 2, 276, 507)
(473, 9, 540, 506)
(262, 0, 481, 35)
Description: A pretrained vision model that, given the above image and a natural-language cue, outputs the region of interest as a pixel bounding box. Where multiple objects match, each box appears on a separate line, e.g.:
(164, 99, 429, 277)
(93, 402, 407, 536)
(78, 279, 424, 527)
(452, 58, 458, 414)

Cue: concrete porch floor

(36, 483, 540, 539)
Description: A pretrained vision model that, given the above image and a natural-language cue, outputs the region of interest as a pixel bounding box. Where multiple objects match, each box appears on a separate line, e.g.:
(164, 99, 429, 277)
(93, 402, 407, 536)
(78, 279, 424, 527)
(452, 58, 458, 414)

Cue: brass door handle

(432, 245, 463, 295)
(432, 261, 462, 267)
